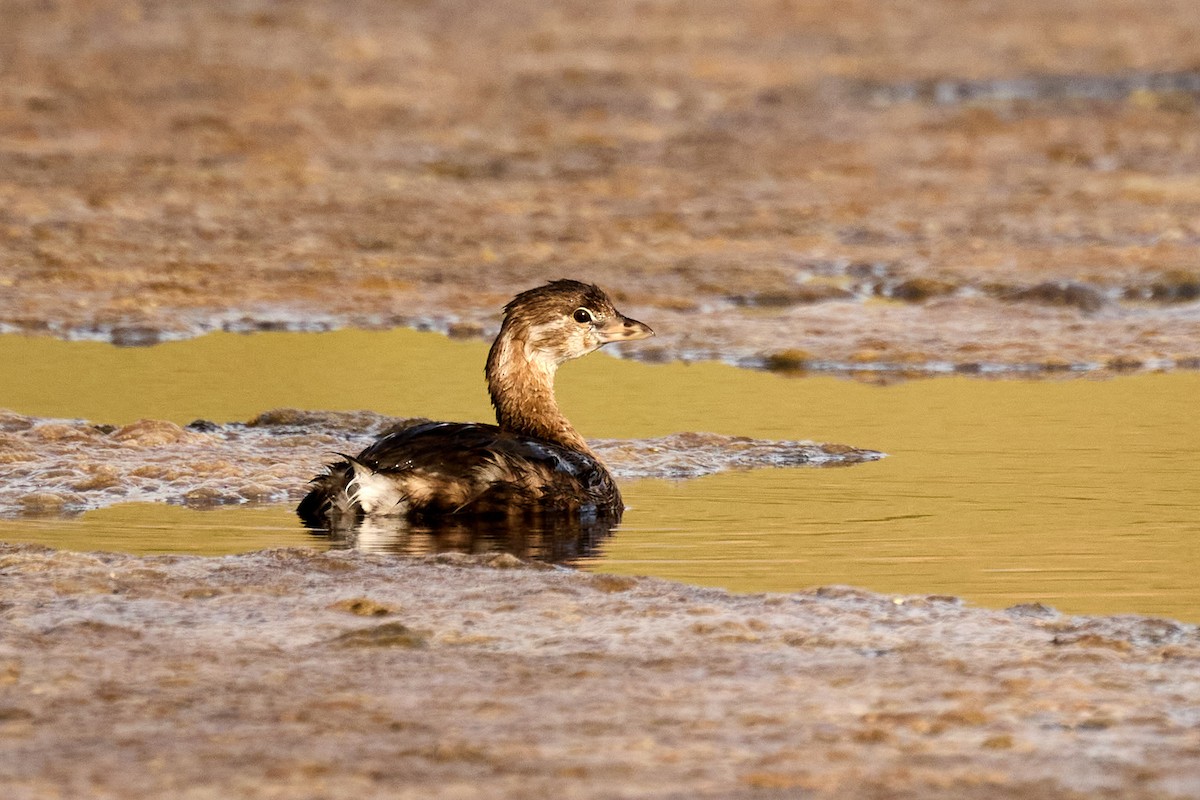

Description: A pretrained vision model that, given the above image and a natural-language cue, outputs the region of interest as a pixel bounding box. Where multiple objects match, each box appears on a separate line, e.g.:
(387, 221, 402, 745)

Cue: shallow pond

(2, 330, 1198, 620)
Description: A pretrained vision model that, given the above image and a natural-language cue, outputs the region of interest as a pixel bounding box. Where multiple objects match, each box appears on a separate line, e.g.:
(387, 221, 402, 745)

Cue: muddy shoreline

(4, 1, 1200, 376)
(3, 544, 1200, 799)
(0, 408, 881, 516)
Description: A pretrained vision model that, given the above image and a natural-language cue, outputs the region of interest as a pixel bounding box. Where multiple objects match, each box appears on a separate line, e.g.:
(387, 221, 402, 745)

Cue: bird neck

(486, 323, 593, 455)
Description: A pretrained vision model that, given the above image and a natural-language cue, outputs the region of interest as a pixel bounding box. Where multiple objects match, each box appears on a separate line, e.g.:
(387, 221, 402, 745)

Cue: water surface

(2, 330, 1197, 620)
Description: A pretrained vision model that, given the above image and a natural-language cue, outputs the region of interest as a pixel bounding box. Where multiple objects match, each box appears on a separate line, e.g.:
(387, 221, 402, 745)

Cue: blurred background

(2, 0, 1199, 371)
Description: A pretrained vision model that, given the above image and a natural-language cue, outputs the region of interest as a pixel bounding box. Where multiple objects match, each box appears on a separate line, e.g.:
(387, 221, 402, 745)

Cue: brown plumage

(297, 280, 654, 527)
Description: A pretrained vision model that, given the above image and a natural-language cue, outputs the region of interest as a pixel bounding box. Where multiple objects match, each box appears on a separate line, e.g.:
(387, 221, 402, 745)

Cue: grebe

(297, 280, 653, 525)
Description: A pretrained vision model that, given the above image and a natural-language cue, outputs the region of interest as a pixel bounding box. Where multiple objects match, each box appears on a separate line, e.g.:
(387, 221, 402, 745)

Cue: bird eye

(572, 308, 594, 324)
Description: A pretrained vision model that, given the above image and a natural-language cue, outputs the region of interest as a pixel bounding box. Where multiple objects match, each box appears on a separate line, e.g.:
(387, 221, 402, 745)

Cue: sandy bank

(1, 544, 1198, 799)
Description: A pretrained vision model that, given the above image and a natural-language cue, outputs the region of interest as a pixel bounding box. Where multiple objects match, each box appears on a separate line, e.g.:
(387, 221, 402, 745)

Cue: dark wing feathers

(298, 422, 620, 525)
(357, 422, 578, 479)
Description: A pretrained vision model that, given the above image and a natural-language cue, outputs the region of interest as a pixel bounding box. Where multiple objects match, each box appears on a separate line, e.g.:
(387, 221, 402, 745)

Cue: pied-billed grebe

(297, 280, 653, 525)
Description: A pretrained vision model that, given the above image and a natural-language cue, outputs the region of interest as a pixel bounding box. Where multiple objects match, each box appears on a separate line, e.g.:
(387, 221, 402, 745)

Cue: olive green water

(2, 330, 1198, 620)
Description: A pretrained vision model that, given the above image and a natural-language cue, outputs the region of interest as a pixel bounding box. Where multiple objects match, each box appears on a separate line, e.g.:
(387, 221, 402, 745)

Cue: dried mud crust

(3, 1, 1200, 375)
(1, 544, 1199, 799)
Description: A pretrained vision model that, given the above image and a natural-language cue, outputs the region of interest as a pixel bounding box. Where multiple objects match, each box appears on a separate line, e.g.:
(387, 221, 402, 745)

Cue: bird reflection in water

(303, 511, 619, 564)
